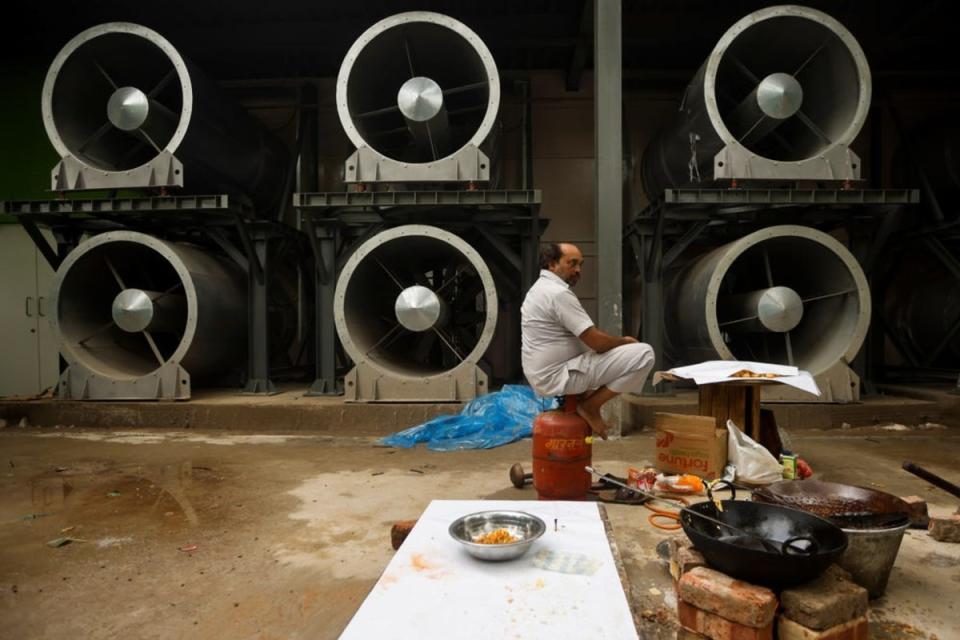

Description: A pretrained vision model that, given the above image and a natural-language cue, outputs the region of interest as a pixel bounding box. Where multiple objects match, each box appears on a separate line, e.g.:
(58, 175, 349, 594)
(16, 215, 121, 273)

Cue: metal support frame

(870, 227, 960, 381)
(242, 224, 279, 395)
(295, 190, 544, 397)
(302, 217, 340, 396)
(863, 103, 960, 384)
(623, 188, 920, 394)
(595, 0, 623, 341)
(595, 0, 624, 431)
(3, 194, 304, 398)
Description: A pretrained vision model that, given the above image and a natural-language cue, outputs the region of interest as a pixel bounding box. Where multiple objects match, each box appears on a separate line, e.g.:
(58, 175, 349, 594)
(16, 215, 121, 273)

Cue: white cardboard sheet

(339, 500, 639, 640)
(654, 360, 821, 396)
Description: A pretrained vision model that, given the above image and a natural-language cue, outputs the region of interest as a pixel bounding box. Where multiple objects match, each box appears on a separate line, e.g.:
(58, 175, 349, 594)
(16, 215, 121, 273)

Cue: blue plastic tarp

(379, 385, 558, 451)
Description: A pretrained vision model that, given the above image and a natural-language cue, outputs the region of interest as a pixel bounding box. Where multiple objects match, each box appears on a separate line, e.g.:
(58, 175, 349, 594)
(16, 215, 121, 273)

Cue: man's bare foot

(576, 402, 609, 440)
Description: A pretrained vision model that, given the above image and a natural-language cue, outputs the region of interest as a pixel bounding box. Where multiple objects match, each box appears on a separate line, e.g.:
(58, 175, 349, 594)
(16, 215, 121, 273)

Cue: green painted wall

(0, 59, 59, 220)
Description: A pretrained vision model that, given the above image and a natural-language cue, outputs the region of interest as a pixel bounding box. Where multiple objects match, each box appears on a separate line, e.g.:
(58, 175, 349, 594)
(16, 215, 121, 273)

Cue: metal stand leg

(243, 230, 278, 395)
(519, 206, 540, 294)
(304, 219, 341, 396)
(639, 227, 672, 396)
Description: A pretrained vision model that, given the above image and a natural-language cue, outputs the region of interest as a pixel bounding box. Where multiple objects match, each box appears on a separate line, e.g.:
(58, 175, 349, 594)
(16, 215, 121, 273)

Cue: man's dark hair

(539, 242, 563, 270)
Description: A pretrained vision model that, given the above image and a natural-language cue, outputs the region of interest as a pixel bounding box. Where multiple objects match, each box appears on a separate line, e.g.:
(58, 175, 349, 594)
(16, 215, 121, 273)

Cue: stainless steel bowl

(448, 510, 546, 561)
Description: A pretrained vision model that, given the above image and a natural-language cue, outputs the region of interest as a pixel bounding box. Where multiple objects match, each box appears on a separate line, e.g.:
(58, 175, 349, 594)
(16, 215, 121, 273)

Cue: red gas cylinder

(532, 395, 592, 500)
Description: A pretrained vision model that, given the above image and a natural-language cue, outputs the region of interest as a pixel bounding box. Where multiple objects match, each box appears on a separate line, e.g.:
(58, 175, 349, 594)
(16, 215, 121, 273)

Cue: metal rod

(148, 69, 177, 98)
(902, 462, 960, 499)
(375, 258, 406, 291)
(137, 127, 163, 154)
(793, 37, 832, 77)
(801, 288, 856, 304)
(442, 81, 488, 97)
(728, 55, 761, 84)
(364, 323, 404, 356)
(78, 319, 118, 346)
(93, 60, 118, 89)
(356, 104, 401, 120)
(924, 314, 960, 366)
(141, 330, 165, 366)
(403, 35, 416, 77)
(763, 247, 774, 288)
(104, 256, 127, 289)
(432, 326, 465, 362)
(77, 121, 114, 153)
(794, 110, 832, 145)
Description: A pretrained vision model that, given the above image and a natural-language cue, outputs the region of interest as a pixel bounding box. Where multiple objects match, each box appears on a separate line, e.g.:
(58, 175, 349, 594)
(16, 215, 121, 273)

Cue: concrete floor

(0, 423, 958, 639)
(4, 383, 960, 436)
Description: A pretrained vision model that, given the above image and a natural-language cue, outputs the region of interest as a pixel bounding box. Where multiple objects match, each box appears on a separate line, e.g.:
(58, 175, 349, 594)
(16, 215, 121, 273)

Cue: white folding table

(339, 499, 639, 639)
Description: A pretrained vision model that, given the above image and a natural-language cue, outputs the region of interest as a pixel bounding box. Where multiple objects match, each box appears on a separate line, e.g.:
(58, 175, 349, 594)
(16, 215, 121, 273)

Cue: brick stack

(390, 519, 418, 549)
(928, 514, 960, 542)
(778, 565, 869, 639)
(669, 542, 872, 640)
(899, 495, 929, 528)
(668, 537, 707, 583)
(676, 567, 777, 640)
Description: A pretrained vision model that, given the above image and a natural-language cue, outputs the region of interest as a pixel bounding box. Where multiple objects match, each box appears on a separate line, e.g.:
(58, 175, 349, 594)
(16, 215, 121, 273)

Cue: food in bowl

(474, 528, 519, 544)
(449, 511, 546, 561)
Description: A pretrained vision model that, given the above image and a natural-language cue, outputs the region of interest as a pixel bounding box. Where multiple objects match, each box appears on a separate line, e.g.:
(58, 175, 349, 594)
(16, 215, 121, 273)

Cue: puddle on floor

(22, 460, 222, 528)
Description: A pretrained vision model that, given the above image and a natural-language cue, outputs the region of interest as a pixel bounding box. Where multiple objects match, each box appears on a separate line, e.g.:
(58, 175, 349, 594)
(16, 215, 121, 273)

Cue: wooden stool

(698, 381, 782, 458)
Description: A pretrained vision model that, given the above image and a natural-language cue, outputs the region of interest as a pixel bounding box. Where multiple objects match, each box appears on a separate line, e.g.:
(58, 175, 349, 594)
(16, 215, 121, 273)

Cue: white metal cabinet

(0, 224, 59, 396)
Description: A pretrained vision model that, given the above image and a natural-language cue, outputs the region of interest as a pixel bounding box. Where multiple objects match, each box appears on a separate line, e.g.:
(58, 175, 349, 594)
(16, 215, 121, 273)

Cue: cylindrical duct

(50, 231, 247, 382)
(334, 224, 497, 379)
(42, 22, 288, 213)
(892, 117, 960, 208)
(337, 12, 499, 172)
(893, 276, 960, 363)
(665, 225, 871, 375)
(642, 5, 871, 197)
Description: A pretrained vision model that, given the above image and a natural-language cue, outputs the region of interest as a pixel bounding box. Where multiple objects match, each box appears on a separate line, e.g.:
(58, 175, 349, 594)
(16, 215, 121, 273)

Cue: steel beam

(242, 228, 277, 395)
(303, 218, 340, 396)
(293, 190, 541, 208)
(595, 0, 625, 431)
(565, 0, 592, 91)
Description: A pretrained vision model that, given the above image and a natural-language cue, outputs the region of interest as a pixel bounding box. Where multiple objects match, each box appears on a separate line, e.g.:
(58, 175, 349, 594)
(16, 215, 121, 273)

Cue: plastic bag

(726, 419, 782, 485)
(380, 385, 558, 451)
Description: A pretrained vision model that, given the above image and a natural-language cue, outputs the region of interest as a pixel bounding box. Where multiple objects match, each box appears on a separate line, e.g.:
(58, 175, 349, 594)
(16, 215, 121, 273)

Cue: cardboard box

(655, 413, 728, 480)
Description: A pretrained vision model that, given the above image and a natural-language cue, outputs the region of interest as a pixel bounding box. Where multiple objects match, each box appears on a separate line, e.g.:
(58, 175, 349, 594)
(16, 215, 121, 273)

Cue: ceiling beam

(565, 0, 593, 92)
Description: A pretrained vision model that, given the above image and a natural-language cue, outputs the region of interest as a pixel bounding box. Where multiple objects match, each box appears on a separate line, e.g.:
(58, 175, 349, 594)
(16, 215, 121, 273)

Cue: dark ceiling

(8, 0, 957, 90)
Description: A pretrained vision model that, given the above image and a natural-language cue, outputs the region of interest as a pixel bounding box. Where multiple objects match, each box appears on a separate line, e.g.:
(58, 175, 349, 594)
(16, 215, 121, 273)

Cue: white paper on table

(656, 360, 820, 396)
(339, 500, 639, 640)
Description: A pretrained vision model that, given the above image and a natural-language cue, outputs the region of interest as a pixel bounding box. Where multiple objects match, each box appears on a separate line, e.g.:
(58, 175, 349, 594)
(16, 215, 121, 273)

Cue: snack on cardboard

(730, 370, 780, 379)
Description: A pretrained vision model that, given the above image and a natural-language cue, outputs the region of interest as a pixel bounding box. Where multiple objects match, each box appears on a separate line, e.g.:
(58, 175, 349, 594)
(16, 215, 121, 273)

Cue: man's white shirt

(520, 269, 595, 396)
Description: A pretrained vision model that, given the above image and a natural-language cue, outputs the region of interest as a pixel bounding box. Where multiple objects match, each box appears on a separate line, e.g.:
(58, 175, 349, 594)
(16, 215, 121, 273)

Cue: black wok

(682, 499, 848, 588)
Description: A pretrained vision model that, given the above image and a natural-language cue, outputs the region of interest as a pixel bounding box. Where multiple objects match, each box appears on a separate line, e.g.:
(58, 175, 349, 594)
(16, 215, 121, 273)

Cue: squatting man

(520, 242, 655, 439)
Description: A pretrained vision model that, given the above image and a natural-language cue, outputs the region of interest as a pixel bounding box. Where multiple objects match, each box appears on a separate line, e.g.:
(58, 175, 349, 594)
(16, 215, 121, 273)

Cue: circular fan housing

(50, 231, 246, 381)
(334, 224, 498, 379)
(336, 11, 500, 165)
(666, 225, 871, 375)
